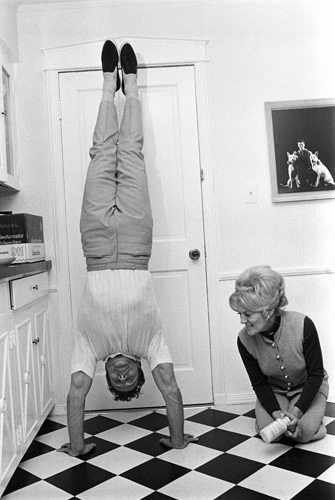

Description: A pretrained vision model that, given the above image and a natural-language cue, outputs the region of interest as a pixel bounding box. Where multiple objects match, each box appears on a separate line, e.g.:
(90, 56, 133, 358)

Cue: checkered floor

(3, 402, 335, 500)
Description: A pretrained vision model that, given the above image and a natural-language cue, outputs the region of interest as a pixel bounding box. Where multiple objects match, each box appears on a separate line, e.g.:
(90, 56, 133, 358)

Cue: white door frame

(43, 37, 225, 412)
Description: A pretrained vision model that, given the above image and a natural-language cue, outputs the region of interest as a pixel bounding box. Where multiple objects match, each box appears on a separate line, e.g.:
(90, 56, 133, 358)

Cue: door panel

(59, 65, 213, 409)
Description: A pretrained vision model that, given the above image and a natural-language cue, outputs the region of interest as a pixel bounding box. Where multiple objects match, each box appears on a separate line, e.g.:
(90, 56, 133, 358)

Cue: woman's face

(235, 303, 273, 336)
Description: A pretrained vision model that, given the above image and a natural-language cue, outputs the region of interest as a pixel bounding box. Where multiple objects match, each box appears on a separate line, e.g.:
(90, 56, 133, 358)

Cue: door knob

(189, 249, 201, 260)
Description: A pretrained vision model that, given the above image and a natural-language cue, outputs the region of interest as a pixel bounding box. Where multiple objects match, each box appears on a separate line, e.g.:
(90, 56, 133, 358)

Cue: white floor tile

(183, 407, 213, 418)
(218, 415, 257, 436)
(214, 403, 255, 415)
(87, 446, 151, 475)
(239, 465, 314, 500)
(295, 433, 335, 456)
(78, 476, 153, 500)
(35, 427, 90, 448)
(323, 415, 335, 426)
(2, 481, 70, 500)
(159, 470, 234, 500)
(95, 423, 151, 445)
(102, 409, 152, 423)
(19, 449, 81, 478)
(156, 406, 214, 418)
(46, 414, 68, 425)
(228, 436, 291, 464)
(158, 443, 221, 469)
(318, 463, 335, 484)
(160, 419, 213, 440)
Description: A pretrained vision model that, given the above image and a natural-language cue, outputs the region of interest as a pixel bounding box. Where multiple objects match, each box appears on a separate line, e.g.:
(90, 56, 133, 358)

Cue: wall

(0, 0, 19, 59)
(1, 0, 334, 407)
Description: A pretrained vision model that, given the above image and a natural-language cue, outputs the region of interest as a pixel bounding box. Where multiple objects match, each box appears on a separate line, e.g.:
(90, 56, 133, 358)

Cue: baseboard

(49, 404, 67, 416)
(214, 393, 256, 406)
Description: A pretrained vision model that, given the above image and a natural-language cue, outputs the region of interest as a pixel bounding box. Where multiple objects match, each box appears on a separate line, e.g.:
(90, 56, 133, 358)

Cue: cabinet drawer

(10, 273, 48, 310)
(0, 281, 10, 314)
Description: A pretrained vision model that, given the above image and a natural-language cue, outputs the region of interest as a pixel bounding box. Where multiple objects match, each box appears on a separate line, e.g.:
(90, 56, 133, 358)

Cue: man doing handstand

(58, 40, 196, 457)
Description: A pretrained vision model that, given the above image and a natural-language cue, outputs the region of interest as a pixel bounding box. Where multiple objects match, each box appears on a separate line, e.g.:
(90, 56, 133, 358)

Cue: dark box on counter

(0, 213, 45, 263)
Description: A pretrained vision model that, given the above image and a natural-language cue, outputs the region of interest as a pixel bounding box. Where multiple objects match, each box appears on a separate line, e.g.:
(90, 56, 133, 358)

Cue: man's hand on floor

(160, 433, 198, 449)
(57, 442, 96, 457)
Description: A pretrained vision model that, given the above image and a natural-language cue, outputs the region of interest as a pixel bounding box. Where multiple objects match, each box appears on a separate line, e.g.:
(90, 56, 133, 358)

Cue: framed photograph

(265, 98, 335, 202)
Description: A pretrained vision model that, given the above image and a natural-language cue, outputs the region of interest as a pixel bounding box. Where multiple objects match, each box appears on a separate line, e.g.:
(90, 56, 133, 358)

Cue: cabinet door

(0, 50, 20, 191)
(12, 312, 38, 444)
(32, 298, 53, 418)
(0, 321, 19, 495)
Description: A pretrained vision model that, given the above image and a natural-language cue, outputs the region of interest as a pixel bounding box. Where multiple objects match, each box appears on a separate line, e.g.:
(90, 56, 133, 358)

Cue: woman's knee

(293, 421, 326, 443)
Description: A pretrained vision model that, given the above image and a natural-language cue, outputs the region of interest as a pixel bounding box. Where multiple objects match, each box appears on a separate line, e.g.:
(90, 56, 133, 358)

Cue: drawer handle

(32, 337, 40, 345)
(32, 285, 39, 290)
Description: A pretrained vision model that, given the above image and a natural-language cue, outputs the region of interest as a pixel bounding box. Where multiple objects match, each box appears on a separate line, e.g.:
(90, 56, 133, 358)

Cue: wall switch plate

(245, 183, 257, 203)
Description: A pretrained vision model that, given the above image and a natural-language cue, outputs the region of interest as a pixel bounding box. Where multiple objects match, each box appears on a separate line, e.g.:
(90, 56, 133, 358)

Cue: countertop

(0, 260, 52, 281)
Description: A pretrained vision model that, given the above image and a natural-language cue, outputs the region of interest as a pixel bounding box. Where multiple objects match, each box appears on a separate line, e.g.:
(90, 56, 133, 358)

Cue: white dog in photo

(281, 152, 300, 189)
(309, 151, 335, 187)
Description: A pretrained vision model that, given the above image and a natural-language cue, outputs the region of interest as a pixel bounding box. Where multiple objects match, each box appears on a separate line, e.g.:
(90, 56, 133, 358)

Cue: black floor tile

(125, 432, 170, 456)
(45, 462, 114, 496)
(197, 428, 250, 452)
(325, 402, 335, 418)
(270, 447, 335, 477)
(3, 467, 41, 496)
(291, 479, 335, 500)
(83, 415, 122, 434)
(21, 439, 55, 461)
(36, 418, 66, 436)
(326, 419, 335, 435)
(75, 435, 119, 461)
(216, 485, 276, 499)
(186, 408, 238, 427)
(121, 457, 189, 490)
(130, 411, 169, 431)
(197, 452, 264, 483)
(243, 409, 256, 418)
(143, 492, 176, 499)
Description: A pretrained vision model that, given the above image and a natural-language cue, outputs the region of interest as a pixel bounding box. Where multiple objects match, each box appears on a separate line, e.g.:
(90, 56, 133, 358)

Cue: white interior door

(59, 65, 213, 409)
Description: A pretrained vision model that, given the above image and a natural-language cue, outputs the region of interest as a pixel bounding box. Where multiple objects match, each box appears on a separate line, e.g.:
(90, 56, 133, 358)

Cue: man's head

(105, 355, 145, 402)
(297, 140, 305, 150)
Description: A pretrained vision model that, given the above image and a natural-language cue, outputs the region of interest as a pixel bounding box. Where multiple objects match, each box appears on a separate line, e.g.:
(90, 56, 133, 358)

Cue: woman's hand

(283, 407, 303, 438)
(271, 409, 302, 439)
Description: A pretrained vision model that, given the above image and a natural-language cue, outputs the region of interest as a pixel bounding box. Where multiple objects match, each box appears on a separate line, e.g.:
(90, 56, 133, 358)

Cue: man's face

(298, 142, 305, 150)
(106, 355, 140, 392)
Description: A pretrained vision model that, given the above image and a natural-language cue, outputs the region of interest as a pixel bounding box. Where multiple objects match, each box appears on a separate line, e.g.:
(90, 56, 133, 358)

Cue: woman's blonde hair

(229, 265, 288, 318)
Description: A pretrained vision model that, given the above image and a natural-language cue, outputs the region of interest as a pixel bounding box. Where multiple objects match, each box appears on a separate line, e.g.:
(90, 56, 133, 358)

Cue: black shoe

(120, 43, 137, 95)
(120, 43, 137, 74)
(101, 40, 120, 91)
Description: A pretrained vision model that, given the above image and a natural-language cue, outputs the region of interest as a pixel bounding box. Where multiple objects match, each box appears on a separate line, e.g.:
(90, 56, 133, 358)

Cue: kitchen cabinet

(0, 271, 54, 496)
(0, 46, 20, 192)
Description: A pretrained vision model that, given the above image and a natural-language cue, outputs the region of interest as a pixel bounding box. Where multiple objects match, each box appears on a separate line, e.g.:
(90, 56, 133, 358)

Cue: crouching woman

(229, 265, 329, 443)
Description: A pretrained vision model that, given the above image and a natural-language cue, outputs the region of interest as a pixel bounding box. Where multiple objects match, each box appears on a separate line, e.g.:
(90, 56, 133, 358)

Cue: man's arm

(57, 371, 96, 456)
(152, 363, 197, 449)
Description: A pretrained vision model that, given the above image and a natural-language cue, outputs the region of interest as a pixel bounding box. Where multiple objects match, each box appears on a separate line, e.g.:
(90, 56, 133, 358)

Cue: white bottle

(260, 416, 291, 443)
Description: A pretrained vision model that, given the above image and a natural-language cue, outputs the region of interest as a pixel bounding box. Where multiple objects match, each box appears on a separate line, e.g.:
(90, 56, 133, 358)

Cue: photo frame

(265, 98, 335, 202)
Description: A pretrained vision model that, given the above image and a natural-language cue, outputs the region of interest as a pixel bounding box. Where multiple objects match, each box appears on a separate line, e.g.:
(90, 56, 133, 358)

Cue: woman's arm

(292, 316, 324, 414)
(238, 337, 280, 415)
